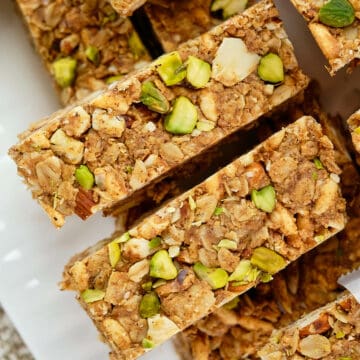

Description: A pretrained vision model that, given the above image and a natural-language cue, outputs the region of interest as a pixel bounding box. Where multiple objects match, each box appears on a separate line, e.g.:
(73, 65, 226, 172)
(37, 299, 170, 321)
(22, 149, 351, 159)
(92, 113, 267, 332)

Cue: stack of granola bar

(8, 0, 360, 359)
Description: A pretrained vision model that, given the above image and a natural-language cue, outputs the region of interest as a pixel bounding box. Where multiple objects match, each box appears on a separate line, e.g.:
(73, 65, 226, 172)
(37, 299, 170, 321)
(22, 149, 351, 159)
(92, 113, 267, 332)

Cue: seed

(155, 51, 186, 86)
(140, 81, 170, 114)
(251, 185, 276, 213)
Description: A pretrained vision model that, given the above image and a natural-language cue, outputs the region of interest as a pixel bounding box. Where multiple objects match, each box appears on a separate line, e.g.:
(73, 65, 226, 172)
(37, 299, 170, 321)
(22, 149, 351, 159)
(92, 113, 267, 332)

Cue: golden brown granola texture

(16, 0, 150, 105)
(258, 293, 360, 359)
(290, 0, 360, 75)
(347, 109, 360, 160)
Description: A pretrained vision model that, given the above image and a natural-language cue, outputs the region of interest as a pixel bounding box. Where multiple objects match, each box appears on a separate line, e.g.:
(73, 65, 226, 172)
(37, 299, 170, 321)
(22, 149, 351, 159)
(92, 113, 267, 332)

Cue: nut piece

(212, 37, 260, 86)
(250, 247, 287, 274)
(140, 81, 170, 114)
(258, 53, 284, 84)
(193, 262, 228, 289)
(128, 31, 147, 60)
(150, 250, 178, 280)
(62, 106, 91, 137)
(211, 0, 248, 19)
(251, 185, 276, 213)
(146, 314, 180, 346)
(319, 0, 355, 28)
(81, 289, 105, 303)
(299, 334, 331, 359)
(52, 57, 77, 88)
(85, 46, 100, 65)
(128, 259, 150, 282)
(75, 165, 94, 190)
(164, 96, 198, 135)
(228, 259, 260, 283)
(103, 318, 131, 350)
(91, 109, 126, 138)
(155, 51, 186, 86)
(108, 241, 121, 268)
(140, 292, 161, 318)
(186, 56, 211, 89)
(50, 129, 84, 164)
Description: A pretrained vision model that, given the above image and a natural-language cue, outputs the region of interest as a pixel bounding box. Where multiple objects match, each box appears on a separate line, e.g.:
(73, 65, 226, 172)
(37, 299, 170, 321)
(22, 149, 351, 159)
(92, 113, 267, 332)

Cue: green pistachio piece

(314, 158, 324, 170)
(336, 330, 345, 339)
(142, 281, 153, 291)
(196, 120, 215, 132)
(217, 239, 237, 250)
(113, 232, 131, 243)
(105, 75, 122, 84)
(314, 234, 326, 243)
(186, 56, 211, 88)
(260, 272, 273, 283)
(142, 338, 155, 349)
(85, 46, 100, 65)
(164, 96, 198, 135)
(214, 207, 224, 215)
(258, 53, 284, 84)
(152, 279, 167, 288)
(228, 260, 252, 282)
(312, 171, 318, 181)
(140, 81, 170, 114)
(150, 250, 178, 280)
(148, 236, 162, 249)
(354, 126, 360, 135)
(75, 165, 95, 190)
(139, 292, 161, 318)
(339, 357, 352, 360)
(81, 289, 105, 303)
(250, 247, 287, 274)
(155, 51, 186, 86)
(193, 262, 228, 289)
(251, 185, 276, 213)
(222, 0, 248, 18)
(128, 31, 147, 60)
(108, 241, 121, 268)
(52, 57, 77, 88)
(222, 296, 239, 310)
(319, 0, 355, 28)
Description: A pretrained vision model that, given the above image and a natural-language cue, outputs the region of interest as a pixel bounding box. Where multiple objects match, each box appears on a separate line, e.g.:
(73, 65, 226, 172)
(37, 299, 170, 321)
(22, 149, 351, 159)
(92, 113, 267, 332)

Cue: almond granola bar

(9, 0, 309, 227)
(290, 0, 360, 75)
(61, 116, 346, 360)
(16, 0, 150, 105)
(144, 0, 255, 52)
(258, 292, 360, 359)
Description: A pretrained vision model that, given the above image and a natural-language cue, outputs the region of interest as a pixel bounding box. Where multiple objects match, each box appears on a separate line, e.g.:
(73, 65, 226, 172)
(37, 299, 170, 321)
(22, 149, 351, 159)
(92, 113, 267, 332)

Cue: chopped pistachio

(260, 272, 273, 283)
(80, 289, 105, 303)
(354, 126, 360, 134)
(196, 120, 215, 132)
(339, 357, 352, 360)
(186, 56, 211, 88)
(319, 0, 355, 28)
(75, 165, 95, 190)
(152, 279, 167, 288)
(142, 338, 155, 349)
(139, 292, 161, 318)
(155, 51, 186, 86)
(52, 57, 77, 88)
(312, 171, 318, 181)
(214, 207, 224, 216)
(188, 195, 196, 210)
(217, 239, 237, 250)
(229, 260, 252, 282)
(336, 330, 345, 339)
(128, 31, 147, 60)
(222, 296, 239, 310)
(142, 281, 153, 291)
(164, 96, 198, 135)
(113, 232, 131, 243)
(251, 185, 276, 213)
(101, 11, 117, 25)
(108, 241, 121, 268)
(314, 234, 326, 243)
(105, 75, 122, 84)
(314, 158, 324, 170)
(150, 250, 178, 280)
(193, 262, 228, 289)
(258, 53, 284, 84)
(140, 81, 170, 114)
(250, 247, 287, 274)
(85, 46, 100, 65)
(148, 236, 162, 249)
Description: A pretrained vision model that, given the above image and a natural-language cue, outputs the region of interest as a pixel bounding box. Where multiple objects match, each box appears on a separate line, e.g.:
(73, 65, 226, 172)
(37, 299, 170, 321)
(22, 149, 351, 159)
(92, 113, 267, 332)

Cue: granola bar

(347, 108, 360, 154)
(9, 0, 309, 227)
(110, 0, 147, 16)
(144, 0, 255, 52)
(61, 116, 346, 360)
(16, 0, 150, 105)
(290, 0, 360, 75)
(258, 292, 360, 359)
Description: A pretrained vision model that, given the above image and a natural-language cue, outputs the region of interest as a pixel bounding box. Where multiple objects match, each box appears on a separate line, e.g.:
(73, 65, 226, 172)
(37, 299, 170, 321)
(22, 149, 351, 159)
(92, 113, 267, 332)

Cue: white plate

(0, 0, 359, 359)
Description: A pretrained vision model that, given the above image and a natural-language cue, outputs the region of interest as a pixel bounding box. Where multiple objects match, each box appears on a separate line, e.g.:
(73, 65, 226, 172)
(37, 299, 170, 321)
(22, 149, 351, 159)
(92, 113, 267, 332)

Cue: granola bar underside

(61, 116, 346, 360)
(9, 0, 309, 228)
(290, 0, 360, 75)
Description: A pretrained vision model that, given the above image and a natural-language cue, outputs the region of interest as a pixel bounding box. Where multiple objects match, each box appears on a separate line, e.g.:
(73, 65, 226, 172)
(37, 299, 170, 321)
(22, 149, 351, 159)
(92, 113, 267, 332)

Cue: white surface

(0, 0, 359, 359)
